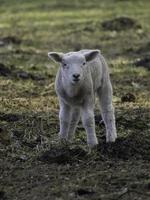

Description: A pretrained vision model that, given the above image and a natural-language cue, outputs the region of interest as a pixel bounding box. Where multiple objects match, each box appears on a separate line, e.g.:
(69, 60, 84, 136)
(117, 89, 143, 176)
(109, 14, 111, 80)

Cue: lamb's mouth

(71, 78, 80, 85)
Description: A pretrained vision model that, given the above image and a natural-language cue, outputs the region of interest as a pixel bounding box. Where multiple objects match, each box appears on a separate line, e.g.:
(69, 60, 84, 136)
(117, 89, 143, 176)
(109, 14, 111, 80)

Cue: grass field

(0, 0, 150, 199)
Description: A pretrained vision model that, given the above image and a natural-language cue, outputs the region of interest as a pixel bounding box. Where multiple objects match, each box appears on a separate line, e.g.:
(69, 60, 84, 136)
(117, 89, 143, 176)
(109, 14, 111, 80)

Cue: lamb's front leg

(81, 105, 98, 148)
(68, 108, 81, 141)
(98, 79, 117, 143)
(59, 100, 72, 141)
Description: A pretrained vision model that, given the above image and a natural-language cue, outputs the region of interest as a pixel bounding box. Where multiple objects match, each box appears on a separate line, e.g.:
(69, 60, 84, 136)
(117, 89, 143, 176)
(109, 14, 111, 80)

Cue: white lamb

(48, 50, 117, 148)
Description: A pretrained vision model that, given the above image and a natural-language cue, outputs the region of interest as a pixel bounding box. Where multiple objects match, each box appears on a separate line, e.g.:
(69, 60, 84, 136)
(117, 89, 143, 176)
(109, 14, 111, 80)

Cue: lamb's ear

(84, 50, 100, 62)
(48, 52, 64, 63)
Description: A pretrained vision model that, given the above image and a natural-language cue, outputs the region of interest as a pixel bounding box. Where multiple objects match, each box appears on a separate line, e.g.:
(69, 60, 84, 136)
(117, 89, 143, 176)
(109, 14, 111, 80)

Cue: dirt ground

(1, 110, 150, 200)
(0, 0, 150, 199)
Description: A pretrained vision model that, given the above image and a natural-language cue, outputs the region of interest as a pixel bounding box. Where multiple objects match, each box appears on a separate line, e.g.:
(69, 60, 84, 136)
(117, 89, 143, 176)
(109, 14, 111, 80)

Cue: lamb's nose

(73, 74, 80, 79)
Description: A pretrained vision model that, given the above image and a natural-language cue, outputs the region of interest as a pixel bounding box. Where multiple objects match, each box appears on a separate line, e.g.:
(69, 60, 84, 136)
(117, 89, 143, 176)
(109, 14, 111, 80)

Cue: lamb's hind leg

(97, 80, 117, 143)
(67, 108, 81, 141)
(81, 103, 98, 148)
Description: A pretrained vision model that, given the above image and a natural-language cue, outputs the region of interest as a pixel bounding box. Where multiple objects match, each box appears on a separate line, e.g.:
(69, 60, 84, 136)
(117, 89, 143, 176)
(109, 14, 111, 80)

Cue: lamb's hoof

(58, 133, 69, 146)
(106, 133, 117, 143)
(87, 139, 98, 154)
(88, 144, 98, 154)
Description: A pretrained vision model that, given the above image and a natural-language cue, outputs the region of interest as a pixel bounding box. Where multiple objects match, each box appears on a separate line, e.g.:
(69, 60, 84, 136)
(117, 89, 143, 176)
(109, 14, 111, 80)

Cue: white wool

(48, 49, 117, 148)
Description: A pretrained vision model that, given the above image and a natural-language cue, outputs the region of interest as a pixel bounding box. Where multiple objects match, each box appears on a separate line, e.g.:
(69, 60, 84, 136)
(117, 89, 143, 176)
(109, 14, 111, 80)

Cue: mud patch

(0, 36, 21, 47)
(99, 133, 150, 160)
(134, 56, 150, 70)
(0, 63, 12, 76)
(101, 17, 141, 31)
(0, 112, 21, 122)
(0, 63, 45, 80)
(121, 93, 136, 102)
(16, 71, 45, 81)
(76, 188, 96, 196)
(38, 146, 87, 164)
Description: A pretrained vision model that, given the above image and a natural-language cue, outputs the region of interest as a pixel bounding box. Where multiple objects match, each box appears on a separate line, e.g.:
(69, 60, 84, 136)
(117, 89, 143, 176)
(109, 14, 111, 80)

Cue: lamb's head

(48, 50, 100, 85)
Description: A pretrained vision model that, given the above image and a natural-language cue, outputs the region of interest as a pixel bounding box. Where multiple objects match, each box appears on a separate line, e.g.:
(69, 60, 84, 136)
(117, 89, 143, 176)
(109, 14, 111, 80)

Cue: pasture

(0, 0, 150, 199)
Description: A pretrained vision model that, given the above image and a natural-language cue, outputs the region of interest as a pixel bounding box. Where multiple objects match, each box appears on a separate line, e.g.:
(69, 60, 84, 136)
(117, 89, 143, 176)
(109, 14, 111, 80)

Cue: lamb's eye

(83, 62, 86, 66)
(63, 63, 67, 67)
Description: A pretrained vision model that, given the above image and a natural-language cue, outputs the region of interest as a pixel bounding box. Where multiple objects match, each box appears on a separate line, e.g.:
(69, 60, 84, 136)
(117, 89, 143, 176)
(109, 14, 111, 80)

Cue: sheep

(48, 49, 117, 148)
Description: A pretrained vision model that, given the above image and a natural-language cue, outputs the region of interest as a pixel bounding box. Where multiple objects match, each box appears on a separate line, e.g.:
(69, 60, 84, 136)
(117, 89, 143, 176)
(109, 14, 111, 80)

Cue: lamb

(48, 49, 117, 148)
